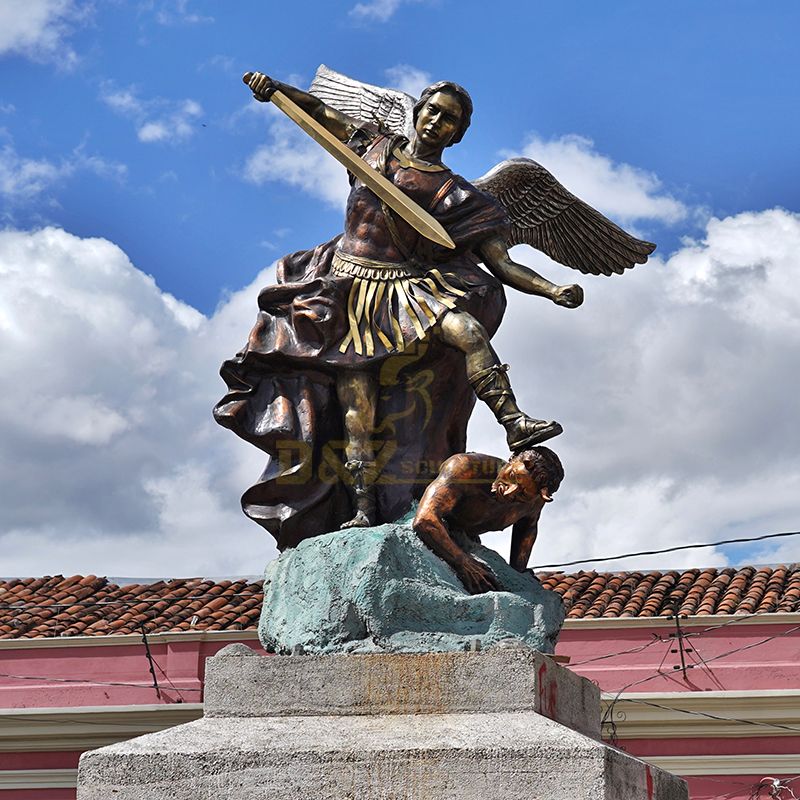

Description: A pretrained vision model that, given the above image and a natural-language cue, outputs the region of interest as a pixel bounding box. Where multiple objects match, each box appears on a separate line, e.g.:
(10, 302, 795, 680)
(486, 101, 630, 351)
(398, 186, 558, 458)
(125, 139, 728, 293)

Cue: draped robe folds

(214, 130, 509, 550)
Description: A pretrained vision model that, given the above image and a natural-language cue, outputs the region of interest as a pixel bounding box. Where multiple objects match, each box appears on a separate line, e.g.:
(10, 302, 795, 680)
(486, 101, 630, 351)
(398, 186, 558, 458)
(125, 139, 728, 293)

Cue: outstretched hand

(244, 71, 277, 102)
(552, 283, 584, 308)
(454, 554, 499, 594)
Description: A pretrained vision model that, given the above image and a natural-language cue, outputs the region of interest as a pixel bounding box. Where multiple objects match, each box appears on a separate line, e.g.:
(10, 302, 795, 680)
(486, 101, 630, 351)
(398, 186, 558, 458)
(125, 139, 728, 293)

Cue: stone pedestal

(77, 645, 688, 799)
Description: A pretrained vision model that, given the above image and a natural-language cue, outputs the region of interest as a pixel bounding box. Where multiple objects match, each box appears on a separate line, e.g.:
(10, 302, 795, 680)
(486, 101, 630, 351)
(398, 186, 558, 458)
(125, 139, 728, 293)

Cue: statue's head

(491, 446, 564, 505)
(413, 81, 473, 147)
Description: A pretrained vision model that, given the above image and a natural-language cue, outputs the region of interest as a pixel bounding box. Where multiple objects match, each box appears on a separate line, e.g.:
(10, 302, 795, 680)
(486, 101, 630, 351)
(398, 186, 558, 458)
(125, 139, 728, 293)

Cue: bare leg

(336, 370, 379, 528)
(437, 310, 562, 451)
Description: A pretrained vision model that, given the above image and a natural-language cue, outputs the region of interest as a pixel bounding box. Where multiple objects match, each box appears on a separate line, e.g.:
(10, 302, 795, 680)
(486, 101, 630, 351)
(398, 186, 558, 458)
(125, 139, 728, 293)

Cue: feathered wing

(473, 158, 656, 276)
(309, 64, 416, 140)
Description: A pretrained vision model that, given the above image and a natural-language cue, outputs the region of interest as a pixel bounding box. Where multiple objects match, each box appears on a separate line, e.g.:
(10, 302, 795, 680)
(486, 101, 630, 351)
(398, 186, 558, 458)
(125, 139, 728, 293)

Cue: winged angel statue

(214, 65, 654, 549)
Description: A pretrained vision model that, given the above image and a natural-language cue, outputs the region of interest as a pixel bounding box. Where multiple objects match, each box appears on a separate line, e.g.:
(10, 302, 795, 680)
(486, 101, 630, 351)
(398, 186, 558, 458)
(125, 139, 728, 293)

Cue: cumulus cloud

(242, 115, 351, 210)
(470, 208, 800, 571)
(100, 85, 204, 145)
(0, 0, 89, 67)
(513, 133, 688, 226)
(0, 227, 275, 577)
(3, 207, 799, 579)
(385, 64, 431, 98)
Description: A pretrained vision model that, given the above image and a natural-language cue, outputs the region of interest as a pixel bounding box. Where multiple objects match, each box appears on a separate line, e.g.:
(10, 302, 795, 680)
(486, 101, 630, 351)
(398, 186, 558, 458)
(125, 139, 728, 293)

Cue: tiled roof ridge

(1, 565, 799, 638)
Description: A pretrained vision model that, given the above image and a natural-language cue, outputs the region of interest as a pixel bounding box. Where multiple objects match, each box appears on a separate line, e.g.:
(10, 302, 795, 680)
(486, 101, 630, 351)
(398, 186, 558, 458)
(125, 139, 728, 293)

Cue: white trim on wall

(649, 754, 800, 776)
(602, 689, 800, 739)
(4, 689, 799, 753)
(0, 703, 203, 752)
(0, 768, 78, 789)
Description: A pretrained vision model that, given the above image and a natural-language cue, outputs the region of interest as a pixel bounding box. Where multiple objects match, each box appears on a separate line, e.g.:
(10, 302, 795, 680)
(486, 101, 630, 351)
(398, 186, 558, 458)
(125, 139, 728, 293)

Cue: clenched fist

(243, 71, 277, 102)
(551, 283, 584, 309)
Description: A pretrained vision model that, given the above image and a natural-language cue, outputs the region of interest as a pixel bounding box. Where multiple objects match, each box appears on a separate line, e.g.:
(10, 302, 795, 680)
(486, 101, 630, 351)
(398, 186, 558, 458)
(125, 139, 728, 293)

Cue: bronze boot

(340, 459, 378, 529)
(468, 363, 562, 453)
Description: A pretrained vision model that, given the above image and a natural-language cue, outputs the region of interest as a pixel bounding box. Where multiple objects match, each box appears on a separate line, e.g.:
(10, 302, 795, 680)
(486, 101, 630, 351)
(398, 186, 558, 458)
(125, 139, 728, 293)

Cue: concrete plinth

(77, 645, 688, 800)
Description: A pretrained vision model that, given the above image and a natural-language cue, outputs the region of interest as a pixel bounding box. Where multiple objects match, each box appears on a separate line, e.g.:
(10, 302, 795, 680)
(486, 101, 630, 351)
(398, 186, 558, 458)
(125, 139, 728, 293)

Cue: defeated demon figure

(413, 447, 563, 594)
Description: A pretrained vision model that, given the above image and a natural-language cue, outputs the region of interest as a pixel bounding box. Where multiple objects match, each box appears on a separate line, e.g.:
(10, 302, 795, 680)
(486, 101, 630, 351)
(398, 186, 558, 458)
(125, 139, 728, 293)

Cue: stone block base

(77, 646, 687, 800)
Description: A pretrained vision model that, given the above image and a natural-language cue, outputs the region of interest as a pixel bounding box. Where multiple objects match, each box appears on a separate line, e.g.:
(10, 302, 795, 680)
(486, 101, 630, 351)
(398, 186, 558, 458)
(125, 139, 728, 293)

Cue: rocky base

(259, 513, 565, 654)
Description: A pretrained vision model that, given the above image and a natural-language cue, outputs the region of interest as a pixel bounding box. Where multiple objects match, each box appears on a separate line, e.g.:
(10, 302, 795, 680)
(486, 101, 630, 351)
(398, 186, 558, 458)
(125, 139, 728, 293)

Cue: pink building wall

(557, 616, 800, 800)
(1, 616, 798, 799)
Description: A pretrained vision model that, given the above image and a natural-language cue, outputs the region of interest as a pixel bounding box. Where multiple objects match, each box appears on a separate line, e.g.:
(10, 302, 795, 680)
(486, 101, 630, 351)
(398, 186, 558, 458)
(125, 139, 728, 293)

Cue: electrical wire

(694, 624, 800, 667)
(530, 529, 800, 570)
(567, 633, 667, 666)
(0, 671, 202, 692)
(564, 610, 783, 670)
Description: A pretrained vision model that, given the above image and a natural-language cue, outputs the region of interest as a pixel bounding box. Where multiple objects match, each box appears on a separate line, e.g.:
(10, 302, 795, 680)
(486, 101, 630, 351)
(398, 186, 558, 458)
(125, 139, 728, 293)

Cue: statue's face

(491, 460, 542, 505)
(415, 91, 463, 149)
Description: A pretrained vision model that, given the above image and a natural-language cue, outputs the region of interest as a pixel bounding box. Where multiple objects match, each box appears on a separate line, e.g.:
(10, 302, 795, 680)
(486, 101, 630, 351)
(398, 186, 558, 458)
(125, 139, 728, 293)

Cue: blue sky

(1, 0, 799, 578)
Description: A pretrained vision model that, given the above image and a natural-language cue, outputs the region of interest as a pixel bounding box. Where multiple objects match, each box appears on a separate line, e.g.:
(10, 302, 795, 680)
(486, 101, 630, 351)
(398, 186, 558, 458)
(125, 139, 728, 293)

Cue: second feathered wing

(309, 65, 655, 276)
(473, 158, 655, 276)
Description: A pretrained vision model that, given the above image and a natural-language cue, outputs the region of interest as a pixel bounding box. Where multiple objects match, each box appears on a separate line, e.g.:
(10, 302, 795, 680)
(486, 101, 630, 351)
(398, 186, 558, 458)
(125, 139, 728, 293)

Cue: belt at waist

(331, 250, 421, 281)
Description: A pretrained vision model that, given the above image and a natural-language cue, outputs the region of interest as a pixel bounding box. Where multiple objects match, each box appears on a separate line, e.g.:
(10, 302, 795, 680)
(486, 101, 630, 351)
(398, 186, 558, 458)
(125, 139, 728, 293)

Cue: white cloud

(349, 0, 435, 22)
(101, 85, 204, 145)
(34, 395, 131, 445)
(101, 88, 145, 117)
(197, 54, 236, 76)
(469, 208, 800, 571)
(152, 0, 214, 25)
(0, 226, 275, 577)
(0, 140, 125, 205)
(350, 0, 405, 22)
(242, 116, 350, 209)
(385, 64, 431, 98)
(515, 133, 688, 226)
(0, 0, 88, 67)
(0, 143, 71, 200)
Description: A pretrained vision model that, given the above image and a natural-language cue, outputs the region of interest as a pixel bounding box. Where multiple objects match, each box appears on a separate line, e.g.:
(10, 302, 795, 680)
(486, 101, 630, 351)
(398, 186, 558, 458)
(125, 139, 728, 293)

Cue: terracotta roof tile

(536, 565, 800, 619)
(1, 565, 799, 637)
(0, 575, 264, 639)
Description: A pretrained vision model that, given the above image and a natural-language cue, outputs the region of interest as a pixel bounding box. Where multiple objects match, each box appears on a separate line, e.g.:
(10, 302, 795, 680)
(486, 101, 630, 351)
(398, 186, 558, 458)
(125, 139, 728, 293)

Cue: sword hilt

(243, 72, 277, 101)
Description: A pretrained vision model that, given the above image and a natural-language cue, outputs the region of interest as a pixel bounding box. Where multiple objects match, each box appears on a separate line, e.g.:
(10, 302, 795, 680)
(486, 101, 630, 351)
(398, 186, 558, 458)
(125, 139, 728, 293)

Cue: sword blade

(252, 83, 456, 250)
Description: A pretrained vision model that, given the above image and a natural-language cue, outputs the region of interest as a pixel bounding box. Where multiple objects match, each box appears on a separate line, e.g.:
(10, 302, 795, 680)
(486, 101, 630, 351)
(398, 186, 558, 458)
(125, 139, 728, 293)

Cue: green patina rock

(259, 512, 564, 654)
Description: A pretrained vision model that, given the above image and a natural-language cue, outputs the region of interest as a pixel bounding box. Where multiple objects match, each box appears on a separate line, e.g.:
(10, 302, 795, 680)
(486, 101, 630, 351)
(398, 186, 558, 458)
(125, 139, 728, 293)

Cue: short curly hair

(412, 81, 473, 146)
(511, 446, 564, 495)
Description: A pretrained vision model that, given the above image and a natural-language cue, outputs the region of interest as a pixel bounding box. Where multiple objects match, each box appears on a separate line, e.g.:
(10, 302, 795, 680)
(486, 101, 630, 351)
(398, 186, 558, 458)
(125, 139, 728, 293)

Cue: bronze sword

(243, 73, 456, 250)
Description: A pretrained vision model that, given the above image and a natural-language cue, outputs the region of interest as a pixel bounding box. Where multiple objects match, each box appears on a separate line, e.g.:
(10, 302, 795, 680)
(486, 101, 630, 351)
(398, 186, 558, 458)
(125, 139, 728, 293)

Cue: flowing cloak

(214, 130, 509, 550)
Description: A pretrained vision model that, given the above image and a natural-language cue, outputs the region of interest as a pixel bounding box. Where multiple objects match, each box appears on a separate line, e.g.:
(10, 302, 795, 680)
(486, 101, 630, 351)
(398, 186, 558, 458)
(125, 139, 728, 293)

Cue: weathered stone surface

(78, 649, 687, 800)
(78, 713, 686, 800)
(204, 648, 601, 739)
(259, 514, 564, 655)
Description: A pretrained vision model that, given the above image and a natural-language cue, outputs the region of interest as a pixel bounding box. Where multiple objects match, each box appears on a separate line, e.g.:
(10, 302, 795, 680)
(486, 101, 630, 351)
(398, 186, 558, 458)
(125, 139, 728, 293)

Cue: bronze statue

(413, 447, 563, 594)
(215, 66, 654, 548)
